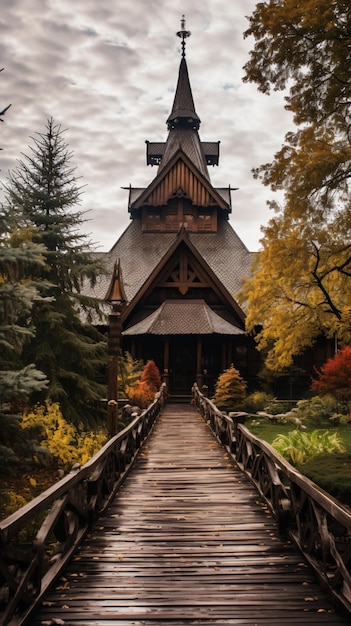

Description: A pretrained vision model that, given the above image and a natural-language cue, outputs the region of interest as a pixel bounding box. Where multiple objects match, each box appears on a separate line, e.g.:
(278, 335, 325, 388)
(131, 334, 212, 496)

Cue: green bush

(293, 396, 340, 427)
(272, 429, 345, 465)
(0, 444, 20, 474)
(241, 391, 275, 414)
(263, 399, 296, 415)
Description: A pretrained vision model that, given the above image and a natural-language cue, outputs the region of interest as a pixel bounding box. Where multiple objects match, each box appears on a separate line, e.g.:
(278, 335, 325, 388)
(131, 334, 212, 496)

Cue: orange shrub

(141, 360, 162, 391)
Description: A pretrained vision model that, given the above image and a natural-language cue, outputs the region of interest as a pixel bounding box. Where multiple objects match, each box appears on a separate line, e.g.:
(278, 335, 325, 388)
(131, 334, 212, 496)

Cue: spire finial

(176, 15, 191, 58)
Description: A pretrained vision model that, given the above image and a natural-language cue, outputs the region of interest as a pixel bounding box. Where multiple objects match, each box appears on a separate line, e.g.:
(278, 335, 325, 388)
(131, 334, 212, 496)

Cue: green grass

(246, 418, 351, 508)
(300, 453, 351, 507)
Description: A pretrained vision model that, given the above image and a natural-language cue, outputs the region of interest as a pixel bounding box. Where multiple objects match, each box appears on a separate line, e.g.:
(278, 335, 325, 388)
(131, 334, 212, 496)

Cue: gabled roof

(83, 218, 253, 311)
(122, 300, 244, 336)
(130, 149, 230, 212)
(121, 225, 246, 328)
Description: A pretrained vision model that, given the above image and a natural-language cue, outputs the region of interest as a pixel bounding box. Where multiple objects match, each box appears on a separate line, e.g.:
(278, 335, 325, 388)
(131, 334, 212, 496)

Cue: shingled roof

(122, 300, 244, 336)
(88, 218, 252, 308)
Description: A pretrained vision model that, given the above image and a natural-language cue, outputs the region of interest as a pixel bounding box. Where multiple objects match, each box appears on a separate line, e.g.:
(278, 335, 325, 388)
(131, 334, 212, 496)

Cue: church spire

(166, 16, 201, 131)
(145, 17, 220, 180)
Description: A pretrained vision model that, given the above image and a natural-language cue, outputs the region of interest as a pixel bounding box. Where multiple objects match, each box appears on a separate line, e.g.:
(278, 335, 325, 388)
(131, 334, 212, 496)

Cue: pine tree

(4, 118, 107, 426)
(0, 216, 49, 471)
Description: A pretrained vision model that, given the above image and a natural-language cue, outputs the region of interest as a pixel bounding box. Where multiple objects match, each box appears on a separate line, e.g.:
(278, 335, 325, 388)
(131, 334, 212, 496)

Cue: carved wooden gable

(157, 245, 210, 296)
(130, 151, 229, 211)
(144, 158, 217, 207)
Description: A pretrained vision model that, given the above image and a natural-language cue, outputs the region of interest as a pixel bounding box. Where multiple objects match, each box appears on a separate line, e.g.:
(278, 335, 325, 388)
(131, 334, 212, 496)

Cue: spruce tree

(0, 88, 48, 470)
(4, 118, 107, 427)
(0, 211, 49, 471)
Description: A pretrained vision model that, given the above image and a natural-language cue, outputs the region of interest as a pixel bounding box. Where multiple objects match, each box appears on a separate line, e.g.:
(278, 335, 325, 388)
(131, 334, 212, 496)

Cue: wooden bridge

(1, 388, 351, 625)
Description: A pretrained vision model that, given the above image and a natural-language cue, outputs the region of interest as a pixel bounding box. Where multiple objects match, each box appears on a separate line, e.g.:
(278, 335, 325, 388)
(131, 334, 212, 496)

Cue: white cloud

(0, 0, 293, 251)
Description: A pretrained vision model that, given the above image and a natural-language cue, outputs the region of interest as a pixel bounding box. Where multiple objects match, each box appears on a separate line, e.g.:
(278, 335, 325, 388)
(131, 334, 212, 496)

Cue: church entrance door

(169, 336, 197, 396)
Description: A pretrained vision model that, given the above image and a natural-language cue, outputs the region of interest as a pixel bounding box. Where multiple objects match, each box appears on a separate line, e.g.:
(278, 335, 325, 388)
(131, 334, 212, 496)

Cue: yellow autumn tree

(240, 0, 351, 370)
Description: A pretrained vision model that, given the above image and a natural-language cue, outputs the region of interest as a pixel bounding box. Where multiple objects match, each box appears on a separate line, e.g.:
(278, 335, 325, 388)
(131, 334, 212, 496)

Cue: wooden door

(169, 337, 197, 395)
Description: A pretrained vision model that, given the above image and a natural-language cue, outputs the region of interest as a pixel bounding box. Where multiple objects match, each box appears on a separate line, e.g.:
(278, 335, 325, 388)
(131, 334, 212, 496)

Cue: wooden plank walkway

(31, 404, 349, 625)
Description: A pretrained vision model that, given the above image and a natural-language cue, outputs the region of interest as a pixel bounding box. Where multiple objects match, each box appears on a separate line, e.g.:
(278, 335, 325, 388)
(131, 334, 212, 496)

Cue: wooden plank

(31, 404, 349, 625)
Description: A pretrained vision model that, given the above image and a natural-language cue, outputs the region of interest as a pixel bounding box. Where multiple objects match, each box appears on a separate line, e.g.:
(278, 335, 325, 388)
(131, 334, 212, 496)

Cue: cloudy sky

(0, 0, 293, 252)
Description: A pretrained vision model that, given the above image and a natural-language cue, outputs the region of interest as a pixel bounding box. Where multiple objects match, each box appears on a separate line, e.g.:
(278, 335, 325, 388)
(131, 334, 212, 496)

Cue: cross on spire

(176, 15, 191, 58)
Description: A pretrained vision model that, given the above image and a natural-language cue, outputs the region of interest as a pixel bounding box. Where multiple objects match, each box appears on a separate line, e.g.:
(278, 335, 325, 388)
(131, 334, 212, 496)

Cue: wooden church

(90, 20, 261, 400)
(86, 20, 334, 401)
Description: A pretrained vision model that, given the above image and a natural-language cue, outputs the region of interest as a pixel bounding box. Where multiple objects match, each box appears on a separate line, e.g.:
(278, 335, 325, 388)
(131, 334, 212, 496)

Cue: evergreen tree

(0, 215, 49, 471)
(4, 118, 107, 426)
(0, 87, 48, 470)
(213, 366, 247, 411)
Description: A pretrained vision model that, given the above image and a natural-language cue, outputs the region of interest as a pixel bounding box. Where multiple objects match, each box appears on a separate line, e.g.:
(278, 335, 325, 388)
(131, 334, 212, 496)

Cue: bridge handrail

(192, 383, 351, 617)
(0, 383, 167, 626)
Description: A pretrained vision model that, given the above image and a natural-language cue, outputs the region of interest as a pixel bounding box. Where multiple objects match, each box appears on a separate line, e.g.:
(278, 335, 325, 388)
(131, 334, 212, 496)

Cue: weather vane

(176, 15, 191, 58)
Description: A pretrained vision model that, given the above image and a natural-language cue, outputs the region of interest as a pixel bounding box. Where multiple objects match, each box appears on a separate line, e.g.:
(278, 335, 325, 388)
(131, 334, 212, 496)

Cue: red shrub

(311, 346, 351, 402)
(141, 360, 162, 392)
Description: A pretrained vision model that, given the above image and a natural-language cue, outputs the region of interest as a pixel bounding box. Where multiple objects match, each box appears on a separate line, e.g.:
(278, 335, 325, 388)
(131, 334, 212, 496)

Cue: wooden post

(107, 307, 122, 436)
(105, 260, 127, 437)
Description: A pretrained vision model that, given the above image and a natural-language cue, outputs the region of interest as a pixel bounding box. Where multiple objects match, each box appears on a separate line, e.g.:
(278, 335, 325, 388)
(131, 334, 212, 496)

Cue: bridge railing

(0, 384, 167, 626)
(193, 383, 351, 617)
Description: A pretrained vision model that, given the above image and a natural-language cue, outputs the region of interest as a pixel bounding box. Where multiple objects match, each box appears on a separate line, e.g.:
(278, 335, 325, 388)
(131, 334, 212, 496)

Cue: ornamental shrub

(311, 346, 351, 407)
(141, 360, 162, 392)
(22, 401, 107, 472)
(272, 429, 345, 466)
(213, 365, 247, 411)
(126, 380, 156, 409)
(126, 360, 162, 409)
(241, 391, 276, 414)
(118, 352, 144, 396)
(293, 396, 340, 427)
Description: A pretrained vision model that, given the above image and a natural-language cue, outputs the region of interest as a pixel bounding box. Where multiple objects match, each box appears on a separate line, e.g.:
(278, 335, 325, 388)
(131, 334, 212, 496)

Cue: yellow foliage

(2, 491, 28, 518)
(22, 401, 107, 472)
(239, 209, 351, 372)
(242, 1, 351, 374)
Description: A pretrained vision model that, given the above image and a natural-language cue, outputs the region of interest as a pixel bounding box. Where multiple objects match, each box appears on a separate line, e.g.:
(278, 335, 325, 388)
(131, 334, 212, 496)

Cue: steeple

(166, 56, 201, 131)
(166, 16, 201, 132)
(145, 17, 220, 179)
(157, 17, 209, 179)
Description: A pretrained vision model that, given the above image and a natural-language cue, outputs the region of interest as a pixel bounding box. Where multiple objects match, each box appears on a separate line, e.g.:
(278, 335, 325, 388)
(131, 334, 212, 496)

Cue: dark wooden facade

(121, 227, 259, 395)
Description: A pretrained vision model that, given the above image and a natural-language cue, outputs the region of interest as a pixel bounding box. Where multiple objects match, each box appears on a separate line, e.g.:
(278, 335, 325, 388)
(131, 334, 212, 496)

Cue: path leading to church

(32, 404, 349, 625)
